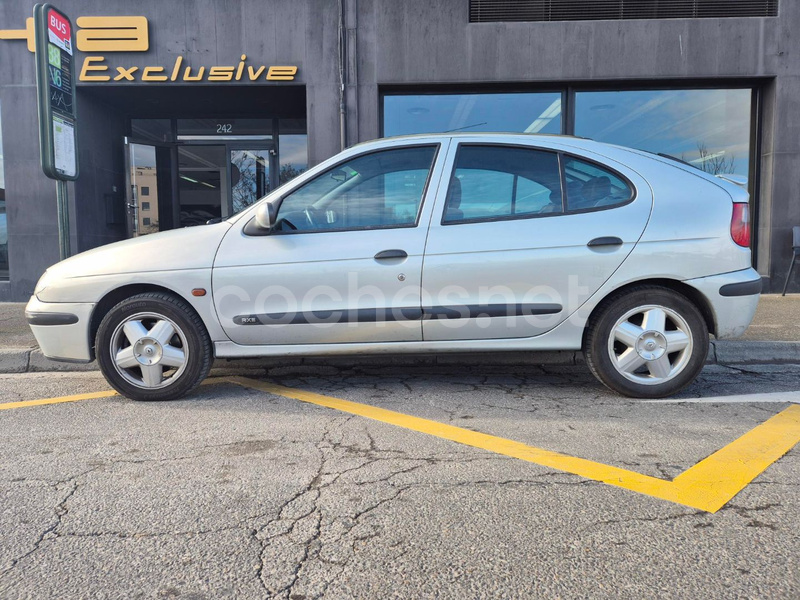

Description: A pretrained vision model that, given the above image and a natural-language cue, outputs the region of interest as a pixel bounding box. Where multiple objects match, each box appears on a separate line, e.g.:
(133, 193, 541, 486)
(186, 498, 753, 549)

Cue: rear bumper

(25, 296, 95, 362)
(684, 268, 761, 339)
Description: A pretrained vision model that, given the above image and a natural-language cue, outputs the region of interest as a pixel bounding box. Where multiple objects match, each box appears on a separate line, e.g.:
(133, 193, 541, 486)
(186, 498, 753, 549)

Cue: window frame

(265, 143, 441, 237)
(440, 143, 636, 226)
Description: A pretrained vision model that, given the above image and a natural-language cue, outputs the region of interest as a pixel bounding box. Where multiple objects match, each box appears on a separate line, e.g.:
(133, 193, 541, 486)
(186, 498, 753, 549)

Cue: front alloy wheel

(96, 292, 212, 401)
(110, 312, 189, 389)
(584, 287, 709, 398)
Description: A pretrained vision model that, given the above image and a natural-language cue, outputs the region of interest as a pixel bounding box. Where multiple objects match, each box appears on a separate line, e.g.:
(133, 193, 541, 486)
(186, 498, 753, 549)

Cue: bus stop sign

(34, 3, 78, 181)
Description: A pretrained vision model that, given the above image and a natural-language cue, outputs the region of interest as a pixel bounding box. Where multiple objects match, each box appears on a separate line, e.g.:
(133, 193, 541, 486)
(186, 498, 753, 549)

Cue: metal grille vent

(469, 1, 779, 23)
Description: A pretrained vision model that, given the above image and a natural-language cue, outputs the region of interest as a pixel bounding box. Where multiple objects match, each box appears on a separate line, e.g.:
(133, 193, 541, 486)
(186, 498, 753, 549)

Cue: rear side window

(563, 157, 633, 211)
(443, 145, 563, 224)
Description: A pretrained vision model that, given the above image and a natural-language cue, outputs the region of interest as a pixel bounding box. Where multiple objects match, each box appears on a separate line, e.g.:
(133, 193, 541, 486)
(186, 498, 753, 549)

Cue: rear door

(421, 140, 652, 341)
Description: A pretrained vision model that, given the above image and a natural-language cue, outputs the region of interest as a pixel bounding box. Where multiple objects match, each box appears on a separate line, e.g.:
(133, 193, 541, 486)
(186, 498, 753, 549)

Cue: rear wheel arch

(89, 284, 207, 360)
(583, 278, 716, 347)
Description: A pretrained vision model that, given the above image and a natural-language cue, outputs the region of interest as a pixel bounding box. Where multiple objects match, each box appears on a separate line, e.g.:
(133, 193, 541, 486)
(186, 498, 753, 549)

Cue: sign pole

(55, 180, 70, 259)
(33, 3, 78, 261)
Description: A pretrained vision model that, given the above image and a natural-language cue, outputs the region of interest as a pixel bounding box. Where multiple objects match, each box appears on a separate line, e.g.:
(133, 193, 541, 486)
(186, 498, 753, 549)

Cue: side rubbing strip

(234, 307, 424, 325)
(422, 304, 563, 319)
(233, 304, 562, 325)
(25, 312, 79, 326)
(719, 278, 763, 297)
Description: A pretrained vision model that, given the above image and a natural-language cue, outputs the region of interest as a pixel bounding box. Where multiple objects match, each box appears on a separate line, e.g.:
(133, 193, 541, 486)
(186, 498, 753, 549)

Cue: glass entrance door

(230, 147, 273, 213)
(125, 133, 280, 237)
(124, 140, 174, 237)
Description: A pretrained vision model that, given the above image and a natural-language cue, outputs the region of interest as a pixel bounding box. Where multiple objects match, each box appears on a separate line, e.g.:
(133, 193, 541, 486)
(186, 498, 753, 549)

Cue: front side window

(275, 146, 437, 233)
(443, 145, 563, 224)
(563, 157, 633, 211)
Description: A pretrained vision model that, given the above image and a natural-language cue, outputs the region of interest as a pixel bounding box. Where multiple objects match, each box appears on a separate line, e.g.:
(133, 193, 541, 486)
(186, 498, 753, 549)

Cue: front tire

(96, 292, 213, 401)
(584, 286, 709, 398)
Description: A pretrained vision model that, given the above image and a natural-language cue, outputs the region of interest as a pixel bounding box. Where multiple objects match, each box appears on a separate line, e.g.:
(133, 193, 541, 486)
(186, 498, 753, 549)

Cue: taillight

(730, 203, 751, 247)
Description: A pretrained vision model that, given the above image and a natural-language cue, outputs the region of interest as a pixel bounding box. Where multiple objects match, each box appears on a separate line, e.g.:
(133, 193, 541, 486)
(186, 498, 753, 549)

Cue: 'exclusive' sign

(0, 15, 299, 83)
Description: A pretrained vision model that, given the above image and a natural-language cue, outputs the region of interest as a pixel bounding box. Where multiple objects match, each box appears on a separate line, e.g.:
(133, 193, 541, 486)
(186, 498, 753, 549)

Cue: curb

(1, 341, 798, 374)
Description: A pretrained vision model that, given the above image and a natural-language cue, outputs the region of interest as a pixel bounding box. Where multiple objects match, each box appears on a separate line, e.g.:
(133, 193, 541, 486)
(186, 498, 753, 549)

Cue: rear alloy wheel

(96, 293, 212, 401)
(584, 287, 709, 398)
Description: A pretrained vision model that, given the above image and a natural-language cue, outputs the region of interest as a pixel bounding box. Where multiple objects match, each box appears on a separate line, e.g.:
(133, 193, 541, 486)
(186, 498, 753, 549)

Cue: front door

(421, 141, 653, 341)
(212, 141, 448, 345)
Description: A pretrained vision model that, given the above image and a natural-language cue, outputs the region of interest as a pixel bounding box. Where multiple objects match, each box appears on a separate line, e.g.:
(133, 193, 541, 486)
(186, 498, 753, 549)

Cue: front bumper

(684, 268, 761, 339)
(25, 296, 96, 362)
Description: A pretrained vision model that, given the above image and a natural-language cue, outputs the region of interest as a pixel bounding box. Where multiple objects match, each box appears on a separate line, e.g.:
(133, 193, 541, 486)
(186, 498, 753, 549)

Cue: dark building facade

(0, 0, 797, 301)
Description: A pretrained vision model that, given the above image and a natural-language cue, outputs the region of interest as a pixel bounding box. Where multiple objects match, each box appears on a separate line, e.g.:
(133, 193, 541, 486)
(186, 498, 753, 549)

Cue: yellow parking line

(5, 375, 798, 512)
(226, 376, 800, 513)
(0, 377, 226, 411)
(0, 390, 118, 410)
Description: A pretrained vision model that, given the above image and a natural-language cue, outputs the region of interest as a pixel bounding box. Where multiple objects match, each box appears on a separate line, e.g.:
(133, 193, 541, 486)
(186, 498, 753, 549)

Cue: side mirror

(254, 199, 278, 230)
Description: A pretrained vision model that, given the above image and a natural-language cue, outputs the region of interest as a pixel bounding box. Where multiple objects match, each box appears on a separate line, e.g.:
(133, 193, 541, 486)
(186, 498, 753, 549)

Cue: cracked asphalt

(0, 362, 798, 599)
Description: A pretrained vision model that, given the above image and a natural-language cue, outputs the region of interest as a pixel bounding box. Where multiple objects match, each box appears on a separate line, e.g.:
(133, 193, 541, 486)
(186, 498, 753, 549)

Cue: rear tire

(584, 286, 708, 398)
(96, 292, 213, 401)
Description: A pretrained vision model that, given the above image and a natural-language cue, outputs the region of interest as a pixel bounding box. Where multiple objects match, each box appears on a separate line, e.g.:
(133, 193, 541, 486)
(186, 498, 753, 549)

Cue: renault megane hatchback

(26, 134, 761, 400)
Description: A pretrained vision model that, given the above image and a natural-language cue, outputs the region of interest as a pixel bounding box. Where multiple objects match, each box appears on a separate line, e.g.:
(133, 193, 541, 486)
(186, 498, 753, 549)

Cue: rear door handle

(587, 236, 623, 249)
(374, 249, 408, 260)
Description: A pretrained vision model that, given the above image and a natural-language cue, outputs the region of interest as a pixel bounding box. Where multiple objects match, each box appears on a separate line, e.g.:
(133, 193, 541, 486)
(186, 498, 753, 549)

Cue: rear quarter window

(563, 157, 634, 212)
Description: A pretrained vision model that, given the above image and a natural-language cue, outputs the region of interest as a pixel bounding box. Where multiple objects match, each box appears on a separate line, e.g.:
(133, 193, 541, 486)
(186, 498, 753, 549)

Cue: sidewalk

(1, 295, 799, 373)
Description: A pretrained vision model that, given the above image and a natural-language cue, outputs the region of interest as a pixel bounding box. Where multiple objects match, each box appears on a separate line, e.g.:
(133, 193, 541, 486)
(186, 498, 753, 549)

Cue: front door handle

(587, 236, 623, 249)
(374, 249, 408, 260)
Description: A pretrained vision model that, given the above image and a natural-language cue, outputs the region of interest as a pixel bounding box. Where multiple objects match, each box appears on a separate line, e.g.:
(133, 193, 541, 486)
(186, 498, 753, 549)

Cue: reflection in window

(444, 146, 563, 223)
(231, 149, 270, 213)
(0, 100, 6, 280)
(575, 89, 752, 179)
(276, 146, 437, 232)
(383, 92, 562, 137)
(279, 135, 308, 184)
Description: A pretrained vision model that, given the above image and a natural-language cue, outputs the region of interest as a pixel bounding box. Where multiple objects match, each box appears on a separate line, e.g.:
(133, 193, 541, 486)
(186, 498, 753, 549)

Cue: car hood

(45, 222, 231, 280)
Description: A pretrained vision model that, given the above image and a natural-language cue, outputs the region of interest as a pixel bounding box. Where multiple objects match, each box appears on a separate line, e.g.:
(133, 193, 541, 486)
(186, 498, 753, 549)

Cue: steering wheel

(280, 218, 297, 231)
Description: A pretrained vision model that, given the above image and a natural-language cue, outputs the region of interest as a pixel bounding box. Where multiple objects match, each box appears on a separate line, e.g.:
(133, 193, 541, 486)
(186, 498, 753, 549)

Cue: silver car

(26, 134, 760, 400)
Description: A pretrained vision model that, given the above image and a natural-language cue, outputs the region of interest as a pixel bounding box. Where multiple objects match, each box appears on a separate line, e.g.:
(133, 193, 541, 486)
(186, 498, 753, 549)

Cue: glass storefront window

(383, 92, 562, 137)
(279, 119, 308, 185)
(278, 135, 308, 185)
(0, 100, 7, 280)
(575, 89, 752, 179)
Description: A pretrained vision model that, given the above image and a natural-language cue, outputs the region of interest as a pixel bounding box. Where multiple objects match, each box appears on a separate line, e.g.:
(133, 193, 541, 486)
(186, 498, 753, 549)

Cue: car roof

(365, 132, 587, 143)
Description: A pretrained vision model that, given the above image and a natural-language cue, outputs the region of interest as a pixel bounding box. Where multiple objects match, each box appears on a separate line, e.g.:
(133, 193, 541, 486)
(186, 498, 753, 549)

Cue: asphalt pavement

(0, 363, 798, 599)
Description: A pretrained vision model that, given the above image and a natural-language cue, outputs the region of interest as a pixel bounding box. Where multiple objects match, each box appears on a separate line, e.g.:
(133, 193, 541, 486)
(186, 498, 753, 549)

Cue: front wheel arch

(89, 284, 207, 360)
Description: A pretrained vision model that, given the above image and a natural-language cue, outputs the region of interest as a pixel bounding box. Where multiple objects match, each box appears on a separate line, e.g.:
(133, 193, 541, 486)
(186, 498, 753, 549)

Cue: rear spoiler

(715, 174, 748, 188)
